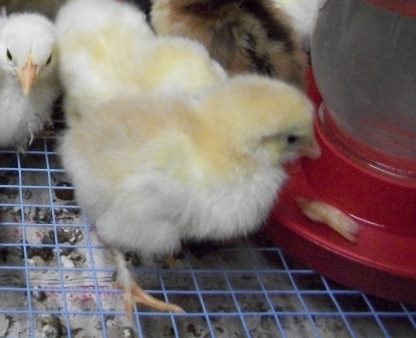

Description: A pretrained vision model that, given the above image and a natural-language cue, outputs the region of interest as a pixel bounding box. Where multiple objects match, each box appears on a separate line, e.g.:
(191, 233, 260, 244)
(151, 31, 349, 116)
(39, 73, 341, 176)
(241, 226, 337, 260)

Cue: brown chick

(151, 0, 307, 89)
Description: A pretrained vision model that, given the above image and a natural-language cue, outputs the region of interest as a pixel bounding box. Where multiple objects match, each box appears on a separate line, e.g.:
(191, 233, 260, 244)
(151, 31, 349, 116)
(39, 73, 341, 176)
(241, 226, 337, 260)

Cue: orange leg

(111, 248, 185, 318)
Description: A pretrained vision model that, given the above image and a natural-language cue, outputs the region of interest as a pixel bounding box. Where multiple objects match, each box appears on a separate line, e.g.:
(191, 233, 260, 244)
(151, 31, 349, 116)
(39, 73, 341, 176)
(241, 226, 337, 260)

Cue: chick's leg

(296, 198, 359, 242)
(167, 255, 177, 269)
(110, 248, 185, 318)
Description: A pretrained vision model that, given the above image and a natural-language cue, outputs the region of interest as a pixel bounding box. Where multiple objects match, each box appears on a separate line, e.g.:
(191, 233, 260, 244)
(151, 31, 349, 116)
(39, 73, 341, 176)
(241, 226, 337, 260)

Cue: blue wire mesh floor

(0, 119, 415, 338)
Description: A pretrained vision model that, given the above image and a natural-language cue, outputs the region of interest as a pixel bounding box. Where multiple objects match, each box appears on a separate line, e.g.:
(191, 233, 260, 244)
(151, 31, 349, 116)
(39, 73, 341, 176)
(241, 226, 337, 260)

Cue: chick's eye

(286, 135, 300, 145)
(46, 54, 52, 65)
(6, 49, 12, 61)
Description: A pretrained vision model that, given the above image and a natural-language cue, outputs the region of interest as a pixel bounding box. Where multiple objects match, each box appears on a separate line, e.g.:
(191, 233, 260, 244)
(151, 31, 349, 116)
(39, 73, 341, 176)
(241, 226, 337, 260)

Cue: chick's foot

(296, 198, 359, 242)
(119, 278, 185, 318)
(167, 255, 177, 269)
(111, 248, 185, 318)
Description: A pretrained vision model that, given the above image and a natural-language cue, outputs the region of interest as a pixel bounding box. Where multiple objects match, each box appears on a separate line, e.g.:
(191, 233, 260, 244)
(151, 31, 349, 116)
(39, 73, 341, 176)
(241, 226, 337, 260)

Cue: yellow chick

(59, 75, 319, 315)
(149, 0, 359, 242)
(55, 0, 227, 124)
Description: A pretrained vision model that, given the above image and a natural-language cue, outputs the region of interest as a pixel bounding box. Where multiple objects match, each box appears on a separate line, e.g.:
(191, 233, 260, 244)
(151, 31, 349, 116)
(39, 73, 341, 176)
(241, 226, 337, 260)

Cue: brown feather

(151, 0, 307, 89)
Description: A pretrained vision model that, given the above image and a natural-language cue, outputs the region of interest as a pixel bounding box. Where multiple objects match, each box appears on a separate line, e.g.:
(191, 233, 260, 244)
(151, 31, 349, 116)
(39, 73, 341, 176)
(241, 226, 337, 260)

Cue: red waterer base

(264, 70, 416, 304)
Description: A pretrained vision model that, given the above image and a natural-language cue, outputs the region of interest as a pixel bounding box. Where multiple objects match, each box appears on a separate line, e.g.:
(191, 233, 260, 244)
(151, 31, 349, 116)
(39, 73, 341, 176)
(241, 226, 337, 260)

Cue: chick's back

(63, 96, 195, 187)
(61, 95, 214, 254)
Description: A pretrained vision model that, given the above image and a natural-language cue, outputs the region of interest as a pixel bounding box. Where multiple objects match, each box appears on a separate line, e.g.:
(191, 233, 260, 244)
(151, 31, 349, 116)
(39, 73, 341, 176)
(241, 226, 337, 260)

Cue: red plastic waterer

(265, 0, 416, 303)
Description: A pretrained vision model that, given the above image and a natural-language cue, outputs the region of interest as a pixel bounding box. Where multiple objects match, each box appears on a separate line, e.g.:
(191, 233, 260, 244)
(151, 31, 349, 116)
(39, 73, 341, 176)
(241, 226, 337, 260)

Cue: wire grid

(0, 121, 415, 338)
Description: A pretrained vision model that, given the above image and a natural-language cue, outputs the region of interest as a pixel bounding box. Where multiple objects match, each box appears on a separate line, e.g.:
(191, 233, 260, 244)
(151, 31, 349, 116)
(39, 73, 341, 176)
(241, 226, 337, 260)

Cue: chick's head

(0, 13, 57, 95)
(198, 75, 320, 166)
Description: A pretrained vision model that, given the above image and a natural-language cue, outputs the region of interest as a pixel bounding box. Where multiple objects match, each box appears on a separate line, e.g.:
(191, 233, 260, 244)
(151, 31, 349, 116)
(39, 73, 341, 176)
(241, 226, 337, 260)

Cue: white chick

(0, 12, 59, 150)
(271, 0, 326, 50)
(60, 75, 320, 315)
(55, 0, 226, 124)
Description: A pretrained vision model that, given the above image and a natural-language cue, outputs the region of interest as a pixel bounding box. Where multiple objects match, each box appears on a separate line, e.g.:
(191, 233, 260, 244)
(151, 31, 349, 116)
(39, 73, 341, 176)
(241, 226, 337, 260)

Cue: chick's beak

(301, 138, 321, 159)
(18, 57, 39, 96)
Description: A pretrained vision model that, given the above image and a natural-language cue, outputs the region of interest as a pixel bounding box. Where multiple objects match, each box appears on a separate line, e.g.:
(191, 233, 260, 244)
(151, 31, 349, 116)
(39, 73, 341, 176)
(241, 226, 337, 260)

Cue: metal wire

(0, 127, 415, 338)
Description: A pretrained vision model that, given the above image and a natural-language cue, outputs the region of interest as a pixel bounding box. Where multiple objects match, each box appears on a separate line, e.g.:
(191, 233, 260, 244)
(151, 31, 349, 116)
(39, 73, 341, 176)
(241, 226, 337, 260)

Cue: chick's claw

(296, 197, 359, 242)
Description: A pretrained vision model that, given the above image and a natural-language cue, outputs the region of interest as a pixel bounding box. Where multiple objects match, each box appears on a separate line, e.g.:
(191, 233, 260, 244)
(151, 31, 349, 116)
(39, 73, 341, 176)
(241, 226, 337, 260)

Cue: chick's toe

(123, 282, 185, 318)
